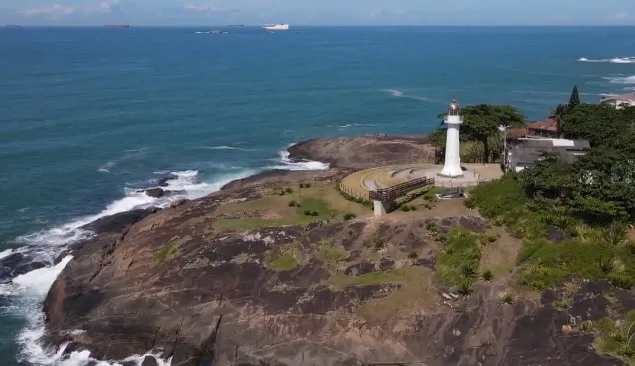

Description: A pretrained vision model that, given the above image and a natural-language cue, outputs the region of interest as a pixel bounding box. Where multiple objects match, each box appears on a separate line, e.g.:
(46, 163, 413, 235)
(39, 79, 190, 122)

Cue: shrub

(395, 186, 433, 207)
(501, 292, 515, 304)
(288, 200, 300, 207)
(608, 272, 633, 289)
(401, 205, 411, 212)
(482, 269, 494, 282)
(483, 232, 498, 243)
(437, 229, 482, 287)
(467, 174, 526, 219)
(299, 182, 312, 189)
(426, 221, 439, 233)
(303, 209, 319, 216)
(407, 251, 419, 259)
(457, 280, 473, 296)
(343, 213, 356, 221)
(373, 237, 386, 251)
(284, 187, 293, 194)
(580, 320, 594, 332)
(409, 205, 417, 211)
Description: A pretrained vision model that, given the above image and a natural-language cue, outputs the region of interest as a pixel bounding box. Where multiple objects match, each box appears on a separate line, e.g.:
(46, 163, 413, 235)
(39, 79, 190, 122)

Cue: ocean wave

(383, 89, 436, 102)
(604, 75, 635, 84)
(268, 148, 330, 171)
(578, 57, 635, 64)
(3, 149, 329, 366)
(198, 145, 258, 152)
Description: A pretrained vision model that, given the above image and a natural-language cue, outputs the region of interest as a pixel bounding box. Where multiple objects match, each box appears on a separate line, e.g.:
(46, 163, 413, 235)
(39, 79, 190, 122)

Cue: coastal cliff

(39, 136, 634, 366)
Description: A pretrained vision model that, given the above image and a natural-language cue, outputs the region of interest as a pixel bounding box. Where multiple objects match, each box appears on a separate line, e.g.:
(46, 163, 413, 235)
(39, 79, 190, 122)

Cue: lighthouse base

(438, 166, 464, 178)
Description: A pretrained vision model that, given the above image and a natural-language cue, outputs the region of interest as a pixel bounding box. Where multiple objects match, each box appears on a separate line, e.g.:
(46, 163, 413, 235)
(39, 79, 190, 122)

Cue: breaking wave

(1, 146, 328, 366)
(604, 75, 635, 85)
(578, 57, 635, 64)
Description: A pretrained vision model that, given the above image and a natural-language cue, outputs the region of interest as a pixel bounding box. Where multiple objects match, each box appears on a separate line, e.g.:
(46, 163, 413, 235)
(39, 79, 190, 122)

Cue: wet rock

(141, 355, 158, 366)
(170, 199, 188, 208)
(0, 252, 47, 282)
(143, 188, 165, 198)
(154, 173, 179, 187)
(81, 208, 158, 234)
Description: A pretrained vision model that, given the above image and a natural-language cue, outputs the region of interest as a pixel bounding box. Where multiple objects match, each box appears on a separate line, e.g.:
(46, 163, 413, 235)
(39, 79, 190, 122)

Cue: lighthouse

(439, 99, 464, 178)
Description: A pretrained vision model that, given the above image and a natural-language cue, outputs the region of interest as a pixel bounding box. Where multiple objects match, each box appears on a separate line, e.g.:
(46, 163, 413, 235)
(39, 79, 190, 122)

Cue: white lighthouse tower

(439, 99, 464, 178)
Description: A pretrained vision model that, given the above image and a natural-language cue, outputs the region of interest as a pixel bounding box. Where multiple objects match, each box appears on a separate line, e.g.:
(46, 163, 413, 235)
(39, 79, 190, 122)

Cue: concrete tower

(439, 99, 464, 178)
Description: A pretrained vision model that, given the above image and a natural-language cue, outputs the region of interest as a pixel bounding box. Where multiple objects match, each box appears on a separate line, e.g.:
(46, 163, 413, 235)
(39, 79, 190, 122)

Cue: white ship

(263, 23, 289, 31)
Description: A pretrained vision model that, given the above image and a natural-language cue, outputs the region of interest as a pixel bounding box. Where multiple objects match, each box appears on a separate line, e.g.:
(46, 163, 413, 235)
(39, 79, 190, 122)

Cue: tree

(560, 104, 635, 153)
(448, 104, 525, 163)
(549, 103, 569, 138)
(568, 85, 580, 107)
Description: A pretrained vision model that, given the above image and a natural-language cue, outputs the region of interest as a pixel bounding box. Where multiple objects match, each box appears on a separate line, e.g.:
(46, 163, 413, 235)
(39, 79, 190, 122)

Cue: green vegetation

(394, 186, 433, 208)
(501, 292, 515, 304)
(265, 242, 304, 271)
(153, 237, 180, 265)
(372, 236, 387, 251)
(343, 212, 356, 220)
(288, 200, 300, 207)
(465, 102, 635, 293)
(432, 104, 526, 163)
(318, 245, 349, 262)
(482, 269, 494, 282)
(336, 180, 372, 207)
(436, 229, 482, 288)
(267, 255, 298, 271)
(407, 251, 419, 259)
(278, 187, 294, 196)
(580, 310, 635, 363)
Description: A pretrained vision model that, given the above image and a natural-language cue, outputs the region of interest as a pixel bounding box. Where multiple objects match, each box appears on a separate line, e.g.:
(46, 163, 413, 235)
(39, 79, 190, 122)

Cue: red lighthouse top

(448, 99, 460, 116)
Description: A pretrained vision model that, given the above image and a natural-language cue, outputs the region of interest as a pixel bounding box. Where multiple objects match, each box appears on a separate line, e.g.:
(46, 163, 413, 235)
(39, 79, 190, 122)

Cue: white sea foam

(200, 145, 257, 152)
(604, 75, 635, 84)
(5, 156, 327, 365)
(0, 248, 14, 260)
(269, 150, 330, 171)
(578, 57, 635, 64)
(97, 161, 116, 173)
(383, 89, 435, 102)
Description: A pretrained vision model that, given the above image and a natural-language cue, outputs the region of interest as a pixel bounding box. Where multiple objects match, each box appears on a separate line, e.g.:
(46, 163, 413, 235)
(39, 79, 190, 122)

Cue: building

(508, 118, 559, 139)
(504, 138, 590, 172)
(438, 99, 464, 178)
(600, 93, 635, 109)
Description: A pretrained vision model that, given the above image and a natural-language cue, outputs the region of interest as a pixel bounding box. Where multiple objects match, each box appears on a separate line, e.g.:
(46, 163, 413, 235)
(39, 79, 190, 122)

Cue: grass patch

(153, 237, 180, 265)
(436, 229, 482, 288)
(585, 310, 635, 363)
(265, 241, 305, 271)
(318, 246, 349, 262)
(517, 238, 635, 291)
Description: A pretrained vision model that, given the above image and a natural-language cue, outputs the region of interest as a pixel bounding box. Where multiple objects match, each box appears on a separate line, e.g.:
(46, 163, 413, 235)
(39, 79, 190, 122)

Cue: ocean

(0, 25, 634, 366)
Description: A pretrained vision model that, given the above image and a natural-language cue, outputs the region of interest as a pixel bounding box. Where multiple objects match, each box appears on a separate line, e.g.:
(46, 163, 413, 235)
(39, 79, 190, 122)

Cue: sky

(0, 0, 634, 26)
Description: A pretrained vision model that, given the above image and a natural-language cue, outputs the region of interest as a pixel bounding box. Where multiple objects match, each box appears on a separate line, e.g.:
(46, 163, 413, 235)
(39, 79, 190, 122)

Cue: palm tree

(549, 103, 569, 138)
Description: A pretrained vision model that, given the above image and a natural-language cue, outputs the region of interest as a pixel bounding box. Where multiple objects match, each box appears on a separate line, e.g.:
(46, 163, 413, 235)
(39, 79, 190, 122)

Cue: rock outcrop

(287, 135, 435, 169)
(42, 183, 630, 366)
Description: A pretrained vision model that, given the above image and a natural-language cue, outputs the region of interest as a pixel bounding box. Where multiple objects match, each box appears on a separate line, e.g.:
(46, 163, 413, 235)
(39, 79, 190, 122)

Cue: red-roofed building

(507, 118, 559, 139)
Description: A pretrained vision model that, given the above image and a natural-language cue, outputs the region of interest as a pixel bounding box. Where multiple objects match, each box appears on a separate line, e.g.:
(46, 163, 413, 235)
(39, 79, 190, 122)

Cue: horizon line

(5, 24, 635, 28)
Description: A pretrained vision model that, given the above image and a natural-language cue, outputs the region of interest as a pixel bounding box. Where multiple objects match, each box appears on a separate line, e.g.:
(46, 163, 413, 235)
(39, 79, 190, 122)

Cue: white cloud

(21, 4, 74, 17)
(98, 0, 121, 13)
(184, 2, 219, 12)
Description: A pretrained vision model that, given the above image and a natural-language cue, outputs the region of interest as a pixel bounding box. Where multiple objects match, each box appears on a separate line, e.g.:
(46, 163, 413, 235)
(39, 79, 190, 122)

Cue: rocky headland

(34, 136, 635, 366)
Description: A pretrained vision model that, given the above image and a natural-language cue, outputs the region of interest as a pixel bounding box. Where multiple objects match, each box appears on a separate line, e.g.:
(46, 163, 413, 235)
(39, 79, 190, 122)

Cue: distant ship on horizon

(5, 25, 21, 28)
(262, 23, 289, 31)
(104, 24, 130, 28)
(228, 24, 244, 27)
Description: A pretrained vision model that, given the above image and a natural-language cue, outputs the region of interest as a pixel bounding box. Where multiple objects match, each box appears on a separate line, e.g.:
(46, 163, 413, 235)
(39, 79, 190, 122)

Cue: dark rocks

(41, 181, 634, 366)
(0, 252, 47, 283)
(287, 135, 434, 169)
(154, 173, 179, 187)
(143, 188, 165, 198)
(220, 169, 342, 191)
(81, 208, 158, 234)
(170, 199, 188, 208)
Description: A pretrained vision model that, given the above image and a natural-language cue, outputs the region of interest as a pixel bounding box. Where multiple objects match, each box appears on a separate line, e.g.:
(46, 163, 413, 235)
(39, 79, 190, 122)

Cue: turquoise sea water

(1, 26, 634, 365)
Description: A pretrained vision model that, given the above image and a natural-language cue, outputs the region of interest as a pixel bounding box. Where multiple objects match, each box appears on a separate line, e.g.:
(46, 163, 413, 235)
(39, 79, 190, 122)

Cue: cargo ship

(104, 24, 130, 28)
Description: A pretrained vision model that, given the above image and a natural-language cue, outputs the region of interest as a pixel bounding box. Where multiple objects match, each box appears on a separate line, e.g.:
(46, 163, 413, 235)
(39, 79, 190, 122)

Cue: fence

(338, 182, 371, 201)
(342, 155, 436, 171)
(369, 177, 435, 203)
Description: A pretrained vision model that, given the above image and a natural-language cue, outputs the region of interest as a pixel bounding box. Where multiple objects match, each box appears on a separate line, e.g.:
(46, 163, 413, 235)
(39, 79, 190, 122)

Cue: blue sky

(1, 0, 634, 26)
